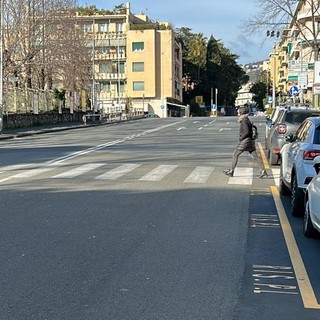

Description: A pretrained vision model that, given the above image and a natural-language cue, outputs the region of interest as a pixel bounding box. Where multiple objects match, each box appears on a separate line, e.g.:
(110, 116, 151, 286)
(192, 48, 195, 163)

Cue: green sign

(288, 76, 298, 81)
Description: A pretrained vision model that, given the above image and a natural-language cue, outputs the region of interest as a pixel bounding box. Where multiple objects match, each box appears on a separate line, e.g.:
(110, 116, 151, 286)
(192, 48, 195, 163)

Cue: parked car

(303, 156, 320, 237)
(279, 117, 320, 216)
(267, 107, 320, 165)
(265, 105, 289, 152)
(144, 113, 160, 118)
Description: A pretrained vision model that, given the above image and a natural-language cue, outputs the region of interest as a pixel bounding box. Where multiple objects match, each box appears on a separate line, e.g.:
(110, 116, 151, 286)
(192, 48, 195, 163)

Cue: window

(295, 121, 311, 142)
(132, 42, 144, 52)
(314, 125, 320, 144)
(98, 46, 110, 54)
(132, 62, 144, 72)
(98, 23, 109, 33)
(116, 23, 123, 33)
(100, 81, 110, 92)
(133, 81, 145, 91)
(99, 63, 112, 73)
(118, 62, 125, 73)
(84, 24, 92, 33)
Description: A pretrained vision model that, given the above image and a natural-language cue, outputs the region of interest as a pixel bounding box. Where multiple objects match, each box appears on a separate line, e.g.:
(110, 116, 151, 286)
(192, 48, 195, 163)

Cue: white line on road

(183, 166, 214, 184)
(95, 163, 141, 180)
(51, 163, 105, 178)
(139, 165, 178, 181)
(228, 167, 253, 185)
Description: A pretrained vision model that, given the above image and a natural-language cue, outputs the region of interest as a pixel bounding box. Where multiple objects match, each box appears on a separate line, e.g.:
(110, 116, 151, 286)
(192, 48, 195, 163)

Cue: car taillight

(277, 124, 287, 134)
(302, 150, 320, 160)
(304, 177, 313, 184)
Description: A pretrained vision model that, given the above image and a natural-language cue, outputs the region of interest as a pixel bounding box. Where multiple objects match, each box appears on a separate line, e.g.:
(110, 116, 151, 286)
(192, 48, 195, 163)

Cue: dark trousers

(231, 149, 265, 172)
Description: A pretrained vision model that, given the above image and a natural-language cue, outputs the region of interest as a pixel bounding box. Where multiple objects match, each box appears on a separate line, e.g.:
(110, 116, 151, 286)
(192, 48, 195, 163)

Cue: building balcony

(95, 73, 126, 80)
(297, 9, 313, 22)
(94, 52, 127, 60)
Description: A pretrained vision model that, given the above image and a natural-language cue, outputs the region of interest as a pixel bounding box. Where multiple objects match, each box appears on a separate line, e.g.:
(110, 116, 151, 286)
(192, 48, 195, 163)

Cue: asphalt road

(0, 116, 319, 320)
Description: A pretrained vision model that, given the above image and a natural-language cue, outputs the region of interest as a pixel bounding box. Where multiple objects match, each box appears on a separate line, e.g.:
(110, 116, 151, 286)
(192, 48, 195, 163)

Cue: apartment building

(76, 2, 184, 117)
(268, 0, 320, 107)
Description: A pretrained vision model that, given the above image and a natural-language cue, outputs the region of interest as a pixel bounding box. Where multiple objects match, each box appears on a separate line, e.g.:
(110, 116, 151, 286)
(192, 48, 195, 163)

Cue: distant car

(265, 105, 289, 152)
(267, 107, 320, 165)
(144, 114, 160, 118)
(303, 156, 320, 237)
(279, 117, 320, 216)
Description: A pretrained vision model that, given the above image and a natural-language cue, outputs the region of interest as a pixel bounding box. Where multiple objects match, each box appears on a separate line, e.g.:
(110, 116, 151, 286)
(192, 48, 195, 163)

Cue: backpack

(250, 122, 258, 140)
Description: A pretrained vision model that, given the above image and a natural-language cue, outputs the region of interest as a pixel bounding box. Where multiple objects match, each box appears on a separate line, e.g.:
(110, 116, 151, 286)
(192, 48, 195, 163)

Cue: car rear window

(285, 112, 320, 124)
(314, 126, 320, 144)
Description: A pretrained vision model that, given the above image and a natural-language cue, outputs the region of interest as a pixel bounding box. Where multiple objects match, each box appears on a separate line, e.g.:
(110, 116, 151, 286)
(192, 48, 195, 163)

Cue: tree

(241, 0, 320, 60)
(250, 82, 268, 109)
(186, 33, 207, 81)
(3, 0, 91, 91)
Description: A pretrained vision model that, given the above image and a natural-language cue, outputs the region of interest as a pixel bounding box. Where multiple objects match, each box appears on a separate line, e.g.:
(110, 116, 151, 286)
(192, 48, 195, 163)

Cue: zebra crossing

(0, 162, 267, 185)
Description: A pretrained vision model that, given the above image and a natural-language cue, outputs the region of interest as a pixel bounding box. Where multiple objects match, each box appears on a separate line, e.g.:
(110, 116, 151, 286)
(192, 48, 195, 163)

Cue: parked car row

(265, 105, 320, 165)
(267, 107, 320, 238)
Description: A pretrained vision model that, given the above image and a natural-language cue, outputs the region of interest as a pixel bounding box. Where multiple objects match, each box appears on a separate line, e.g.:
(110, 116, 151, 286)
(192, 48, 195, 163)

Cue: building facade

(267, 0, 320, 108)
(77, 2, 184, 118)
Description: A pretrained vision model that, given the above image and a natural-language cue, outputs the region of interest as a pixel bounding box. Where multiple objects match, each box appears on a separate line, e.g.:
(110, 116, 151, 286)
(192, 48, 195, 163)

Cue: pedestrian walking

(223, 105, 268, 178)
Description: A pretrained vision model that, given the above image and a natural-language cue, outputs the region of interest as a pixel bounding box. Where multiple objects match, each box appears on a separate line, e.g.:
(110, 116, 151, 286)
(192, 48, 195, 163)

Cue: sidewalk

(0, 121, 102, 141)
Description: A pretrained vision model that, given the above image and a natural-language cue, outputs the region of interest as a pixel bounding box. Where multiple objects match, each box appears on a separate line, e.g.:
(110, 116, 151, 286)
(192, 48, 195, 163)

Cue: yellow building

(267, 1, 320, 107)
(77, 2, 184, 117)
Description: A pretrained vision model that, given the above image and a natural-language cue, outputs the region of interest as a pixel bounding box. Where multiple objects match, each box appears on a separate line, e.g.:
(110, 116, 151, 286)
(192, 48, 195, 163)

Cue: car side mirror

(313, 156, 320, 175)
(285, 134, 294, 142)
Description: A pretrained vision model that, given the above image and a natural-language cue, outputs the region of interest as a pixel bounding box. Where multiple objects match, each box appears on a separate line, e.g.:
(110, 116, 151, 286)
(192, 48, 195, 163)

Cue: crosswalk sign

(289, 85, 299, 96)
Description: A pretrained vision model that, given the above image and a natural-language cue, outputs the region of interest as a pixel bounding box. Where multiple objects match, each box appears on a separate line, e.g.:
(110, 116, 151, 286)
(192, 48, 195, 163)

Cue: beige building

(235, 82, 254, 107)
(77, 2, 185, 118)
(267, 1, 320, 107)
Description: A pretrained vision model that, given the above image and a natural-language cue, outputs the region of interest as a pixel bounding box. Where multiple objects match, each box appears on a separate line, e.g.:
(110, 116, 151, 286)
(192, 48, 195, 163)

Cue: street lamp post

(267, 30, 280, 108)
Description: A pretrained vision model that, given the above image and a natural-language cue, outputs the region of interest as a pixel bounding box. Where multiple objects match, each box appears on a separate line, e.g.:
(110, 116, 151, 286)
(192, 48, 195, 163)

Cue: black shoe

(258, 170, 268, 179)
(223, 169, 234, 177)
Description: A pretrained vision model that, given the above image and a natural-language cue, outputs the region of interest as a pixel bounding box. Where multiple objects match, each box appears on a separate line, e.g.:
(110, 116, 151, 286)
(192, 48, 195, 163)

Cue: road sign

(195, 96, 203, 104)
(289, 85, 299, 96)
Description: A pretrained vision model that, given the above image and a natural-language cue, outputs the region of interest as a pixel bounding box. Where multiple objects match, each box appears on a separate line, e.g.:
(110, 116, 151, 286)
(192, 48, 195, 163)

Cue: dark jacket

(237, 115, 255, 152)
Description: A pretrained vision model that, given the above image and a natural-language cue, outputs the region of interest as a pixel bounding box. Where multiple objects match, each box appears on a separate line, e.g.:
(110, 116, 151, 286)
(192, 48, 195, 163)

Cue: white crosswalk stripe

(0, 162, 265, 186)
(183, 166, 214, 183)
(11, 166, 58, 178)
(95, 163, 141, 180)
(227, 167, 253, 185)
(51, 163, 105, 178)
(0, 163, 36, 173)
(139, 165, 178, 181)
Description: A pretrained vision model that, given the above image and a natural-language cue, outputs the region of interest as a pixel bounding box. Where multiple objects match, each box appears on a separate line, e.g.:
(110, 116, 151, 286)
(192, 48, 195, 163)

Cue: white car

(279, 117, 320, 216)
(303, 156, 320, 237)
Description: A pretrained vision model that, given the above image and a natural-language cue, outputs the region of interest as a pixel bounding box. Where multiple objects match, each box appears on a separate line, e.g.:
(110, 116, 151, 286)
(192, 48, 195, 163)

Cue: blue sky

(83, 0, 274, 64)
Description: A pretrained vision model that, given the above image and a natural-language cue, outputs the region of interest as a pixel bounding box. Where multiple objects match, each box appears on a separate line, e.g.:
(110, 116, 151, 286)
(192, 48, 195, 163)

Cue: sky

(82, 0, 275, 65)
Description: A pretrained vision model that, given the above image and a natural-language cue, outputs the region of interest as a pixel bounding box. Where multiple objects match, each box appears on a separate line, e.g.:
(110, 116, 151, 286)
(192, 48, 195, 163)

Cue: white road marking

(11, 166, 58, 178)
(228, 167, 253, 185)
(139, 165, 178, 181)
(51, 163, 105, 178)
(184, 166, 214, 184)
(0, 163, 36, 173)
(272, 168, 280, 186)
(95, 163, 141, 180)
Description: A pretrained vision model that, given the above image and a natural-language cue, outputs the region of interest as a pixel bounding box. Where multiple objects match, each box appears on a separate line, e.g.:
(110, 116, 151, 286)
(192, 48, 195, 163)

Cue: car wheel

(279, 164, 290, 196)
(291, 175, 304, 217)
(269, 151, 278, 165)
(303, 199, 317, 238)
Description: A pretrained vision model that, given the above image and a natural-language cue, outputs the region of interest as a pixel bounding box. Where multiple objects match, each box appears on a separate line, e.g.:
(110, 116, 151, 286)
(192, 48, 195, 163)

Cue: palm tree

(186, 33, 207, 81)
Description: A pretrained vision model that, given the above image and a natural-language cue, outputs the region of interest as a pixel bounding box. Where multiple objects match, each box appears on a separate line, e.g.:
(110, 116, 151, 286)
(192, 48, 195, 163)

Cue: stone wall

(2, 112, 85, 130)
